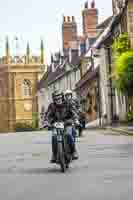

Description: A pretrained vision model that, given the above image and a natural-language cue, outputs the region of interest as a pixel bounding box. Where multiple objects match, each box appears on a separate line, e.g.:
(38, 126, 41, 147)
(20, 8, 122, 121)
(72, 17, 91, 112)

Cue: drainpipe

(106, 46, 114, 126)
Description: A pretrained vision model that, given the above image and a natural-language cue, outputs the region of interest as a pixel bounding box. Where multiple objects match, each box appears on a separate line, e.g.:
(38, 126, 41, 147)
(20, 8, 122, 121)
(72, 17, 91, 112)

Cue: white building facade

(38, 55, 80, 127)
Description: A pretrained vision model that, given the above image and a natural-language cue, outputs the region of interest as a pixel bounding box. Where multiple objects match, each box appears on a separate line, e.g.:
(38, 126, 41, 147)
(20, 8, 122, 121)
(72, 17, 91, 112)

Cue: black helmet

(52, 90, 64, 101)
(52, 90, 58, 100)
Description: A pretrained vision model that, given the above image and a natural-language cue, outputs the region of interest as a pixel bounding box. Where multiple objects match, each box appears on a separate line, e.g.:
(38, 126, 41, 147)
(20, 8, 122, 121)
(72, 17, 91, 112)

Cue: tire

(57, 143, 66, 173)
(64, 140, 72, 171)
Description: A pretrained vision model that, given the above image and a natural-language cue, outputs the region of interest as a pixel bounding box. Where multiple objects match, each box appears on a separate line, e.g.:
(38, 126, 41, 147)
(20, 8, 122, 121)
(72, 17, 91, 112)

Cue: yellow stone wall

(0, 66, 9, 132)
(0, 63, 42, 132)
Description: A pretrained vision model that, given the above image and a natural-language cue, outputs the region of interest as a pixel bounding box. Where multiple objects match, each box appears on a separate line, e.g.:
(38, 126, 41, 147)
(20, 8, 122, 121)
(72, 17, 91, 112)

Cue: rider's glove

(75, 119, 80, 126)
(43, 121, 49, 128)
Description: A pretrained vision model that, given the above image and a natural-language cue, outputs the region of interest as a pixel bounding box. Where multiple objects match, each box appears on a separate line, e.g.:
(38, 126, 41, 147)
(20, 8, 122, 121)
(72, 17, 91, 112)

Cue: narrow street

(0, 130, 133, 199)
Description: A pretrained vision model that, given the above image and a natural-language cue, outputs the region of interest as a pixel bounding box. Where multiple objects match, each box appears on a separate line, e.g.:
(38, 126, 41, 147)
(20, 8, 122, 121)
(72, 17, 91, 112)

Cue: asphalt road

(0, 129, 133, 200)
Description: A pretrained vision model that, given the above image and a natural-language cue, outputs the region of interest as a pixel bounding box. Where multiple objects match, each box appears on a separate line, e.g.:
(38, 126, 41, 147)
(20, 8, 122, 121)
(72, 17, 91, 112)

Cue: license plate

(54, 122, 64, 129)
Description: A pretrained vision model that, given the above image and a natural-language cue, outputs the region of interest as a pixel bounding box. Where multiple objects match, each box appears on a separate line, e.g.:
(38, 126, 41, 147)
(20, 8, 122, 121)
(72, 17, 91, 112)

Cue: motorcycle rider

(44, 90, 79, 163)
(64, 90, 85, 137)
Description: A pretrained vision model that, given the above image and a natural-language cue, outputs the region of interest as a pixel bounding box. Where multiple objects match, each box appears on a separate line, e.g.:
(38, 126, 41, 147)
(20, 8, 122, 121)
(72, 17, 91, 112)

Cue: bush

(32, 112, 39, 129)
(112, 32, 129, 55)
(114, 51, 133, 95)
(126, 112, 133, 122)
(15, 122, 36, 132)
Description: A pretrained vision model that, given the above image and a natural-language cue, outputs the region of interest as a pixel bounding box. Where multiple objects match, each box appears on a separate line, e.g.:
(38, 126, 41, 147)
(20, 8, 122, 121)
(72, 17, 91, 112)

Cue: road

(0, 129, 133, 199)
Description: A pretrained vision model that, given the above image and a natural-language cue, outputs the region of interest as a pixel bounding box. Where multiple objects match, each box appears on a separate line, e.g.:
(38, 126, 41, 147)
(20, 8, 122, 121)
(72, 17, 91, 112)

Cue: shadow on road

(19, 167, 65, 174)
(0, 166, 72, 174)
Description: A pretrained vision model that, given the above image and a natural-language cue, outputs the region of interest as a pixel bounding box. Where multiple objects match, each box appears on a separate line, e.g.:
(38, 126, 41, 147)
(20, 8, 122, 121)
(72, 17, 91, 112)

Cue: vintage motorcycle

(53, 121, 73, 173)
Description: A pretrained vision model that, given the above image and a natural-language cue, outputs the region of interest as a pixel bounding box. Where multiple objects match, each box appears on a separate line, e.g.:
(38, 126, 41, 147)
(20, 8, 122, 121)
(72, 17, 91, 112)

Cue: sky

(0, 0, 112, 64)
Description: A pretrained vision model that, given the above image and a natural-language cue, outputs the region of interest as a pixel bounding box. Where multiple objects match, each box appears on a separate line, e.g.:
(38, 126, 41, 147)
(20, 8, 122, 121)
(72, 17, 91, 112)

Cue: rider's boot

(72, 144, 79, 160)
(50, 153, 56, 163)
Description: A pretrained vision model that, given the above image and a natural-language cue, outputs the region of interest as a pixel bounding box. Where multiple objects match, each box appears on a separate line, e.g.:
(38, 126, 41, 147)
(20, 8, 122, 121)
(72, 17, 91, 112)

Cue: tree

(114, 51, 133, 96)
(112, 32, 129, 55)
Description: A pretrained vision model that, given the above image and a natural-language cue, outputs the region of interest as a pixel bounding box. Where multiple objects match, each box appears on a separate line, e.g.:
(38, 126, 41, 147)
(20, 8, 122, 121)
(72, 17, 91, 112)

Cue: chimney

(91, 0, 95, 8)
(72, 16, 75, 22)
(68, 41, 79, 65)
(85, 1, 88, 9)
(82, 0, 98, 37)
(62, 15, 77, 50)
(67, 16, 71, 22)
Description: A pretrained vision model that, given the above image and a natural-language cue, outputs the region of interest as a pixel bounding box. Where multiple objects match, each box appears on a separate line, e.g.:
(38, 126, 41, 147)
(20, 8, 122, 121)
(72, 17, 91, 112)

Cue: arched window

(22, 79, 31, 97)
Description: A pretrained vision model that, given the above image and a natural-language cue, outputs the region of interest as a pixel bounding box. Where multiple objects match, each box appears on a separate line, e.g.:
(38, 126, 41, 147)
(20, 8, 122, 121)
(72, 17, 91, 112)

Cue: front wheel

(57, 143, 66, 173)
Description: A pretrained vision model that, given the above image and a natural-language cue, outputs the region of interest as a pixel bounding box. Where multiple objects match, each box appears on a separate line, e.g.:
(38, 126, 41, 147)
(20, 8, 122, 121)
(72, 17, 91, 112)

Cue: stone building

(0, 38, 44, 132)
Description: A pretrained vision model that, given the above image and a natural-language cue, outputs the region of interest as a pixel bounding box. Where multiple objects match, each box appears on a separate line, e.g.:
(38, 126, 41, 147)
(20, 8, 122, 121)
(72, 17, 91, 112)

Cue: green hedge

(15, 122, 36, 132)
(126, 112, 133, 122)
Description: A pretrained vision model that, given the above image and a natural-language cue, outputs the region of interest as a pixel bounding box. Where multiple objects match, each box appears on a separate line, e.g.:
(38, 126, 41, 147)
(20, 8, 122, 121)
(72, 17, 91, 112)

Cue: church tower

(82, 0, 98, 38)
(0, 38, 43, 132)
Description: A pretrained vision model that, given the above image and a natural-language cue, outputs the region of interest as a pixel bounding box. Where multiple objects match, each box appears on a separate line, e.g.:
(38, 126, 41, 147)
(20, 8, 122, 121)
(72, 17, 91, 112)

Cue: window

(22, 79, 31, 97)
(0, 80, 4, 97)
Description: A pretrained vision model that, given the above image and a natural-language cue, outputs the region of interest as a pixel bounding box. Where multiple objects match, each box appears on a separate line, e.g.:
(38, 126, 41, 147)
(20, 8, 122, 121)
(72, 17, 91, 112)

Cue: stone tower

(82, 0, 98, 38)
(0, 38, 43, 132)
(62, 16, 78, 51)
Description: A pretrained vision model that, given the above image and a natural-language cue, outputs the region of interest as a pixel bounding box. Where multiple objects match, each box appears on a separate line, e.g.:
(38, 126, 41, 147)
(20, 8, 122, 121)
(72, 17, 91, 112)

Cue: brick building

(82, 0, 98, 38)
(62, 16, 78, 51)
(62, 0, 98, 55)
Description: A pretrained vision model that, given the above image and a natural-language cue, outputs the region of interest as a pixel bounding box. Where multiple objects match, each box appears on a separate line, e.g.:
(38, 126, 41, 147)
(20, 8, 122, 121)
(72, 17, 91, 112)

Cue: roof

(94, 14, 121, 49)
(75, 66, 99, 90)
(84, 16, 113, 58)
(38, 57, 79, 90)
(97, 16, 113, 30)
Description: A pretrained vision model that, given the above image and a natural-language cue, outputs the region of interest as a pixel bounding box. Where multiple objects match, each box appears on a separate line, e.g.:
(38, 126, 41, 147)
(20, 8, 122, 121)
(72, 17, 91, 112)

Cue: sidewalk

(85, 119, 101, 129)
(106, 125, 133, 135)
(86, 119, 133, 135)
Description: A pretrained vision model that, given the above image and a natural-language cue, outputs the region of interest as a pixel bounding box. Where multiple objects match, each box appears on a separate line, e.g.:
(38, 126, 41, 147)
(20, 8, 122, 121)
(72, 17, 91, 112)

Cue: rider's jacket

(44, 102, 79, 125)
(66, 99, 86, 123)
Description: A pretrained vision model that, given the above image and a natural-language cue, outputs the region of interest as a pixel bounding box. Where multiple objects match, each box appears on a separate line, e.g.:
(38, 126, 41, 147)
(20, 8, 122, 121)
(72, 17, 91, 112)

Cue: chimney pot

(72, 16, 75, 22)
(68, 16, 70, 22)
(91, 0, 95, 8)
(85, 1, 88, 9)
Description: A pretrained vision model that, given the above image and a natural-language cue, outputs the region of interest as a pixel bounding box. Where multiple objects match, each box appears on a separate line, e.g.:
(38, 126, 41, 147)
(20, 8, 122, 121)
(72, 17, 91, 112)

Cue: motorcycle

(53, 121, 72, 173)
